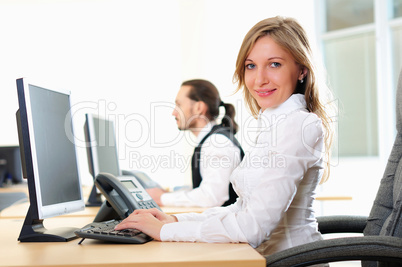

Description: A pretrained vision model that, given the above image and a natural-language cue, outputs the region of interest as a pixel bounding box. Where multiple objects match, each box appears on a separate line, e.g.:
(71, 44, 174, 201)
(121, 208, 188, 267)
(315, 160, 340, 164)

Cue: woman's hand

(115, 208, 177, 240)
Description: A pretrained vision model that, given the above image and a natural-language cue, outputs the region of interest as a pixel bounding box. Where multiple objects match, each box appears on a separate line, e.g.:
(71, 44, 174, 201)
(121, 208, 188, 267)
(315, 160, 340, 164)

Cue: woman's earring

(300, 78, 304, 84)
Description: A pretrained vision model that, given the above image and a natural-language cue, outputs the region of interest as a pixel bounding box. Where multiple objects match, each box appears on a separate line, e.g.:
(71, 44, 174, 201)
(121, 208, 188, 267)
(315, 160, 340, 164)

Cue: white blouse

(160, 94, 325, 255)
(160, 122, 242, 207)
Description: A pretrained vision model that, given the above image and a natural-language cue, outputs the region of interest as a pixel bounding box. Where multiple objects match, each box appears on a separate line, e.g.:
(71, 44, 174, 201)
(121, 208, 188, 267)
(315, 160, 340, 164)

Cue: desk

(1, 183, 352, 201)
(0, 217, 265, 267)
(0, 192, 350, 219)
(0, 184, 207, 219)
(0, 201, 207, 219)
(316, 196, 352, 201)
(0, 182, 28, 193)
(0, 193, 350, 219)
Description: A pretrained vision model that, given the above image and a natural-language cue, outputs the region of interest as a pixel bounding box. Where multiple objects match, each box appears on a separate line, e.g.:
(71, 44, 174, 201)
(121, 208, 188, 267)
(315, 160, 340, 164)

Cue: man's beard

(177, 116, 197, 131)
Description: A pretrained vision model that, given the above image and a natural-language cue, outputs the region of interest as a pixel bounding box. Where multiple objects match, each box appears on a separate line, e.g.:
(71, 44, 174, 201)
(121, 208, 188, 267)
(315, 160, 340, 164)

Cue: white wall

(0, 0, 316, 189)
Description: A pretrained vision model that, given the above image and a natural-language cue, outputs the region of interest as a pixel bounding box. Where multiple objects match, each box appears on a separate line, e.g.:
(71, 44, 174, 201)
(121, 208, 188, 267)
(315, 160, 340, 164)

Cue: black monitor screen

(85, 114, 120, 177)
(93, 116, 120, 176)
(28, 84, 82, 206)
(84, 114, 120, 206)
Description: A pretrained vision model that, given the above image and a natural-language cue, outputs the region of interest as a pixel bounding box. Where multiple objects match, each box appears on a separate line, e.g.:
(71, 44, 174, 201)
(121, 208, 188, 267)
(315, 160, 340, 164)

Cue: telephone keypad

(138, 200, 158, 209)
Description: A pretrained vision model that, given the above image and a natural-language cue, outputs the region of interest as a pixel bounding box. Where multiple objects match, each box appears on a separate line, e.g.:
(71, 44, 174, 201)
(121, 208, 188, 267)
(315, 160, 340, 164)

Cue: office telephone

(122, 169, 163, 189)
(75, 173, 161, 244)
(95, 172, 161, 219)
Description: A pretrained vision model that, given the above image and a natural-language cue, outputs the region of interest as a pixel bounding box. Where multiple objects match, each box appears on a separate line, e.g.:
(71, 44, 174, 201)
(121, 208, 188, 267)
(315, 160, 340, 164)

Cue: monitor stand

(18, 206, 79, 242)
(85, 184, 103, 207)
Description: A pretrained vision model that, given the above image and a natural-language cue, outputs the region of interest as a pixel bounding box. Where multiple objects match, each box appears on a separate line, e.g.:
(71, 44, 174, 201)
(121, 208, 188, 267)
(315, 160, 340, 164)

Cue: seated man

(147, 79, 244, 207)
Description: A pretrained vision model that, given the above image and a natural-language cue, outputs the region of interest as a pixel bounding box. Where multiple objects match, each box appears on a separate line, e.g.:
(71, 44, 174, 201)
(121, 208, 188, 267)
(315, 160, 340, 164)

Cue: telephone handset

(93, 172, 161, 222)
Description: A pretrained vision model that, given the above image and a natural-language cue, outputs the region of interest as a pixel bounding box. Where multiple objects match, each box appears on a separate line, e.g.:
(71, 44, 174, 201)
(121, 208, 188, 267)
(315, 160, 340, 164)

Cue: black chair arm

(265, 236, 402, 267)
(317, 215, 367, 234)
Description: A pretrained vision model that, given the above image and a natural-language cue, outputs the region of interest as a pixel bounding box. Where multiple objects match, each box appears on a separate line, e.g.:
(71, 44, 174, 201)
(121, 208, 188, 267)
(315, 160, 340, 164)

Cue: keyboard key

(75, 220, 153, 244)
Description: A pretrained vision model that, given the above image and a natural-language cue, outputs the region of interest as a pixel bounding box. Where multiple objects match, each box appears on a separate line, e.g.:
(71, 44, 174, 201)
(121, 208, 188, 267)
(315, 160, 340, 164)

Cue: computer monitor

(16, 78, 85, 242)
(84, 114, 162, 209)
(0, 146, 22, 186)
(84, 113, 121, 206)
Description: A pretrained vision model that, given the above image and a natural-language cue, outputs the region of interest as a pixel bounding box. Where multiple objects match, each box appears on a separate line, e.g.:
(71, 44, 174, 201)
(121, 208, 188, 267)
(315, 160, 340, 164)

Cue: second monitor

(84, 113, 161, 206)
(84, 113, 120, 206)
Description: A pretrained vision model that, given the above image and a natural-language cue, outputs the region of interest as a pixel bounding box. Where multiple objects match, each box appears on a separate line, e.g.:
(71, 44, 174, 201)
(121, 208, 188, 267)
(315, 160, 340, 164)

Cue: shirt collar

(258, 94, 307, 128)
(196, 121, 217, 144)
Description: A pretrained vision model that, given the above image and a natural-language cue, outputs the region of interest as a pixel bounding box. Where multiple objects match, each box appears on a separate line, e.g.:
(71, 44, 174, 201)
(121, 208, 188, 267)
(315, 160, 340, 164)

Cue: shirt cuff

(160, 221, 202, 242)
(174, 213, 196, 222)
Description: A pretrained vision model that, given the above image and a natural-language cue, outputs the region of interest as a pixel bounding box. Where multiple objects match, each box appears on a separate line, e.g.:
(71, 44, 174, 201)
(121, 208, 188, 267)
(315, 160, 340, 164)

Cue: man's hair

(182, 79, 239, 134)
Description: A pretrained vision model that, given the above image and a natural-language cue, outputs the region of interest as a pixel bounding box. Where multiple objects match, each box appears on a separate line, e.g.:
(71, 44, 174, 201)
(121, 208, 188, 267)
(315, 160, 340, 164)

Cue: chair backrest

(362, 70, 402, 267)
(363, 69, 402, 238)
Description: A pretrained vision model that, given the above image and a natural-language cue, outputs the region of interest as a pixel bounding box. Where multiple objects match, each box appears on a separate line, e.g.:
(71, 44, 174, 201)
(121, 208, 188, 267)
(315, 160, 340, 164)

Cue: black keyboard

(75, 219, 153, 244)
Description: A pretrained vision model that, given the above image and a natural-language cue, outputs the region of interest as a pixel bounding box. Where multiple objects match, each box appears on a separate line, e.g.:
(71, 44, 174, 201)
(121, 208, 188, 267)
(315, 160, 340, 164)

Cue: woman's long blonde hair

(233, 16, 335, 183)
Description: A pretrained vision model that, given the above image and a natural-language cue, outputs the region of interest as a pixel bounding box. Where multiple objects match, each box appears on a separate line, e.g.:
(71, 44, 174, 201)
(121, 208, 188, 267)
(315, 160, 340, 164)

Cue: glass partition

(323, 32, 378, 156)
(393, 0, 402, 18)
(325, 0, 374, 31)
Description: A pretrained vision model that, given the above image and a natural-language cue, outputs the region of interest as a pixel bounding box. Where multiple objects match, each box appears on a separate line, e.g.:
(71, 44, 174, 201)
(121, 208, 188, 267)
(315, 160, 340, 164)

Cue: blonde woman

(116, 16, 335, 257)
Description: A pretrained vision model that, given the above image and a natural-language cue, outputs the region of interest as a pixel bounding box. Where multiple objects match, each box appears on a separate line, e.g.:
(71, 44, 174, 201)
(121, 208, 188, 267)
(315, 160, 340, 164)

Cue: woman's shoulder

(271, 108, 322, 127)
(287, 110, 323, 135)
(256, 110, 324, 156)
(259, 109, 323, 139)
(293, 109, 322, 124)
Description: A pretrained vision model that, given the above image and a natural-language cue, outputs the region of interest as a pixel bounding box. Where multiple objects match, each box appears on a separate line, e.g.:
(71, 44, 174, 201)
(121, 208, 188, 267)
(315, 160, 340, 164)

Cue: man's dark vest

(191, 125, 245, 206)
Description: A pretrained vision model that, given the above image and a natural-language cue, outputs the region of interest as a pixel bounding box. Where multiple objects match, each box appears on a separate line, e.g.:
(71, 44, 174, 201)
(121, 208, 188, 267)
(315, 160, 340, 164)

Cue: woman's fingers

(115, 212, 163, 240)
(132, 208, 176, 223)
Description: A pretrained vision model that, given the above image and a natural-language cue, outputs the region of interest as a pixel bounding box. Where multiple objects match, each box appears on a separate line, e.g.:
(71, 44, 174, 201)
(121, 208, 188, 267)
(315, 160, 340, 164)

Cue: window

(323, 32, 378, 156)
(318, 0, 400, 158)
(315, 0, 401, 216)
(392, 24, 402, 92)
(393, 0, 402, 17)
(326, 0, 374, 31)
(391, 0, 402, 89)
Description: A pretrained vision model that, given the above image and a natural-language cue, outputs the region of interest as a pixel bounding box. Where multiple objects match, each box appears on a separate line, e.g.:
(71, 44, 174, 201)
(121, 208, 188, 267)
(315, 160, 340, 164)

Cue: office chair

(265, 70, 402, 267)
